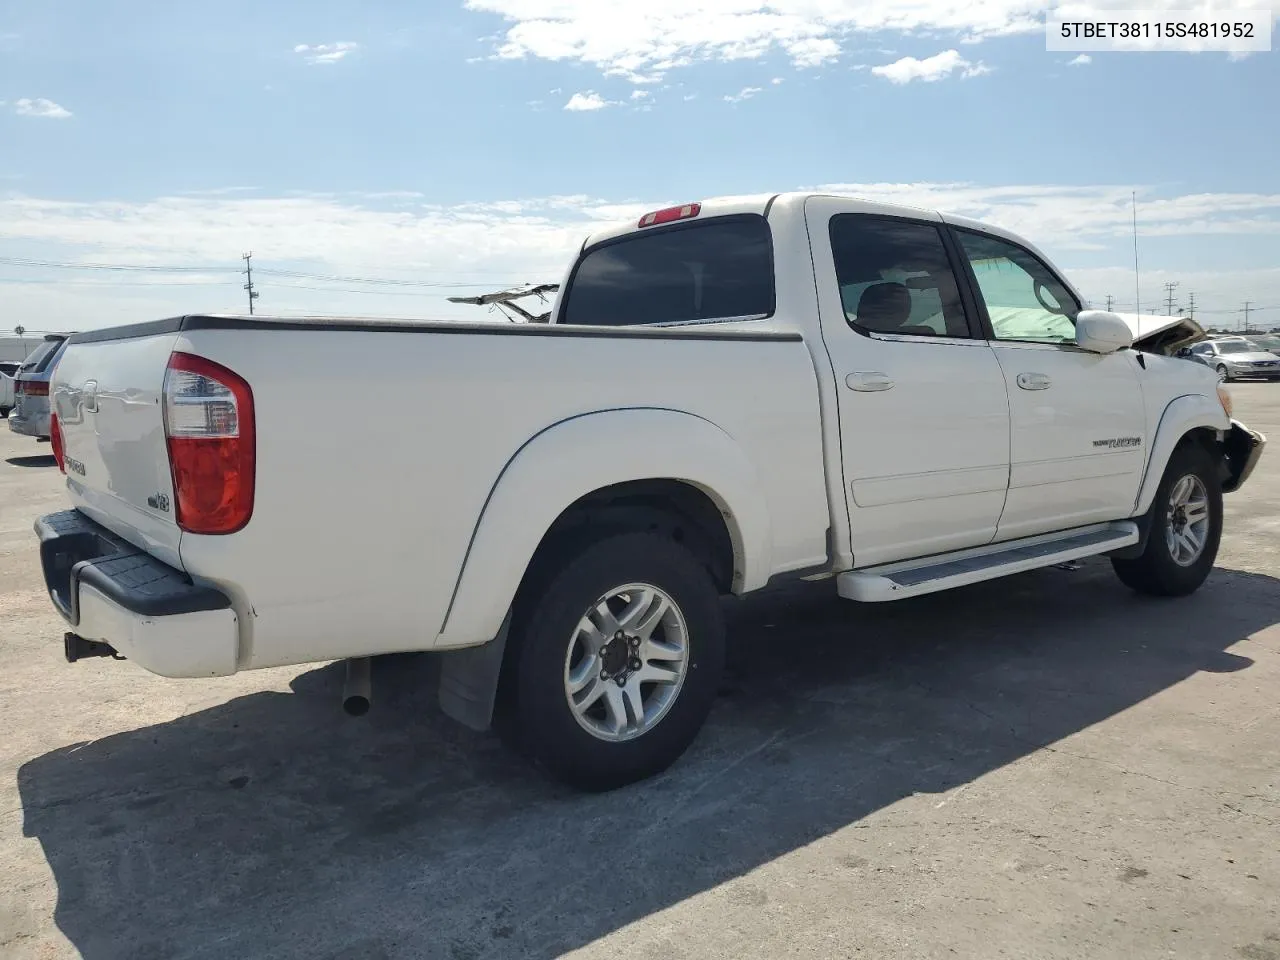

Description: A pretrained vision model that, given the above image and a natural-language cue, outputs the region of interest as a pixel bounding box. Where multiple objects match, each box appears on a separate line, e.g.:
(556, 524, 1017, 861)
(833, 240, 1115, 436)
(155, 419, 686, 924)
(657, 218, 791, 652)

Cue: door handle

(846, 372, 895, 392)
(1016, 372, 1051, 391)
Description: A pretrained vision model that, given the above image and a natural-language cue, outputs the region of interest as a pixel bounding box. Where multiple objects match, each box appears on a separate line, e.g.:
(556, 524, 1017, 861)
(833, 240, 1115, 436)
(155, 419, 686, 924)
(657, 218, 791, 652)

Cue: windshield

(1217, 340, 1259, 355)
(1253, 335, 1280, 349)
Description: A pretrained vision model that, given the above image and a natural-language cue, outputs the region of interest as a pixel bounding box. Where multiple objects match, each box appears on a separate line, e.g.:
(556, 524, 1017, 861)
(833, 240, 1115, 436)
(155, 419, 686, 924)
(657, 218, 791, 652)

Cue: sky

(1, 0, 1278, 332)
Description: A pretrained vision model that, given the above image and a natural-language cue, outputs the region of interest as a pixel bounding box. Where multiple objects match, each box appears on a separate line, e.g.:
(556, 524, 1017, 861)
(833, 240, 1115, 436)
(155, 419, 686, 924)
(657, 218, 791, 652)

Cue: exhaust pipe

(342, 657, 372, 716)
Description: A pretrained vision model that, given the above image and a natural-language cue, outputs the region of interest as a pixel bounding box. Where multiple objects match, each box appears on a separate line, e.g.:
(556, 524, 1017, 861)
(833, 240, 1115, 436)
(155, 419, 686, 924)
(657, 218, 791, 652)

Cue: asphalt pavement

(1, 386, 1277, 960)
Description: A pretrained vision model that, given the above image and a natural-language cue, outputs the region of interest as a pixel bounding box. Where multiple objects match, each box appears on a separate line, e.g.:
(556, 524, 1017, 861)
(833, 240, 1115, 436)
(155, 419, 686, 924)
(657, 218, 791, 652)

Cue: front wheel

(1111, 443, 1222, 597)
(504, 532, 725, 792)
(1216, 364, 1231, 382)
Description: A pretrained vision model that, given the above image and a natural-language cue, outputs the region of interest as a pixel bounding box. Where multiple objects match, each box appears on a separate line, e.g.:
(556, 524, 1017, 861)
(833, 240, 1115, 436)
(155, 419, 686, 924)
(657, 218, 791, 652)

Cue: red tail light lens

(50, 413, 66, 473)
(21, 380, 49, 397)
(163, 352, 255, 534)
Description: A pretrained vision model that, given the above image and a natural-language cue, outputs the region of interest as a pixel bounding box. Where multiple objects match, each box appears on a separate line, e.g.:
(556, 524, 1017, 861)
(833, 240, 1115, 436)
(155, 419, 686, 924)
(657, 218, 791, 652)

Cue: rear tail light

(50, 413, 65, 473)
(163, 352, 255, 534)
(638, 203, 701, 228)
(20, 380, 48, 397)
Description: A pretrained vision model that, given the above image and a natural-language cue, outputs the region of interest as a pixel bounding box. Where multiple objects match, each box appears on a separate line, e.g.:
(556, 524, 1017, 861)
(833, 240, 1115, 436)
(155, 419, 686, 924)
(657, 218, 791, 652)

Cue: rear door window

(562, 216, 775, 327)
(827, 215, 974, 338)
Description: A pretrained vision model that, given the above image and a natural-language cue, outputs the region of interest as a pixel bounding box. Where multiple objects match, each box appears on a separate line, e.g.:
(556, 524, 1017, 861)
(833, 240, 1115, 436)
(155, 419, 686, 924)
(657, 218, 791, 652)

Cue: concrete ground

(1, 388, 1278, 960)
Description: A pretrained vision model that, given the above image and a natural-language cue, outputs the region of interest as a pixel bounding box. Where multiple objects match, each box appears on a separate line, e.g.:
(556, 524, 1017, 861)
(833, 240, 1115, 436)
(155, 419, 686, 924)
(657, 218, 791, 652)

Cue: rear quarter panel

(177, 325, 829, 671)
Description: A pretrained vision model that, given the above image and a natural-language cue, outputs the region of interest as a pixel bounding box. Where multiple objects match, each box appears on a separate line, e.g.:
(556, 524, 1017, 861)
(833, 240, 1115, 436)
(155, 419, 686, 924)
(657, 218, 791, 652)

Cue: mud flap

(437, 610, 512, 732)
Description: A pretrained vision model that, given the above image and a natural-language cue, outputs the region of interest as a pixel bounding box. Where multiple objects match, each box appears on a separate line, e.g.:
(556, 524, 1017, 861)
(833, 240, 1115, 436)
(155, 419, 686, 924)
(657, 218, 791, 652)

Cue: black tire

(504, 531, 725, 792)
(1216, 364, 1231, 383)
(1111, 442, 1222, 597)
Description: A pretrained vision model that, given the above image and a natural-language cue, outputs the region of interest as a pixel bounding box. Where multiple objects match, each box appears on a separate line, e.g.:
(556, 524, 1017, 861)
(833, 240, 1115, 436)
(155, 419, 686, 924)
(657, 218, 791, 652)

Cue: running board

(836, 521, 1140, 603)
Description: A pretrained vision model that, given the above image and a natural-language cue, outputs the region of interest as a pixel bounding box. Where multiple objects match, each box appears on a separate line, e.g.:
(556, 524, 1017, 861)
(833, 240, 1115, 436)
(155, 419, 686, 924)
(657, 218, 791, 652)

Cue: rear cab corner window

(827, 215, 974, 340)
(954, 230, 1082, 345)
(560, 215, 775, 328)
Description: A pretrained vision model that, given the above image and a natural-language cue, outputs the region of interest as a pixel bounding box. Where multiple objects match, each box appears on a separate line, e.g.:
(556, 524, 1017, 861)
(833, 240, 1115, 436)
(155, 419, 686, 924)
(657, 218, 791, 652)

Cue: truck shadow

(18, 559, 1277, 960)
(5, 454, 57, 468)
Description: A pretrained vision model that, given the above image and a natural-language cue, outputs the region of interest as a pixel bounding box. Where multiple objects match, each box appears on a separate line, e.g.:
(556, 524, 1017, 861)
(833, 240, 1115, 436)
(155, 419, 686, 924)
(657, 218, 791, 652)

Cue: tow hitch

(64, 633, 124, 663)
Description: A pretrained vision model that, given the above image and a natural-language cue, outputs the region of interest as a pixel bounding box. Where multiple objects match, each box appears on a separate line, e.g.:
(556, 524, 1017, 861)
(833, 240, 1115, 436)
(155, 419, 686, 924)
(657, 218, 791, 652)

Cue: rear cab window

(561, 215, 775, 327)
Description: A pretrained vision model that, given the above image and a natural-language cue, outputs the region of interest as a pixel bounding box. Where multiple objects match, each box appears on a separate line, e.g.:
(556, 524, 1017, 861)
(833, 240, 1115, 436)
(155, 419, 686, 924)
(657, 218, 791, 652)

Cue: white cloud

(464, 1, 1275, 82)
(724, 86, 762, 103)
(870, 49, 990, 83)
(293, 42, 358, 65)
(462, 0, 1045, 81)
(14, 98, 72, 119)
(1067, 53, 1092, 65)
(771, 77, 784, 85)
(631, 89, 651, 100)
(4, 184, 1280, 329)
(563, 91, 616, 111)
(810, 182, 1280, 247)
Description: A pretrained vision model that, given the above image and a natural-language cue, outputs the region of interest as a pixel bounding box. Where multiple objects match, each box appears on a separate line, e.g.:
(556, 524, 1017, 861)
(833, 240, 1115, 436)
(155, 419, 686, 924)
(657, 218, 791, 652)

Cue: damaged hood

(1112, 312, 1206, 356)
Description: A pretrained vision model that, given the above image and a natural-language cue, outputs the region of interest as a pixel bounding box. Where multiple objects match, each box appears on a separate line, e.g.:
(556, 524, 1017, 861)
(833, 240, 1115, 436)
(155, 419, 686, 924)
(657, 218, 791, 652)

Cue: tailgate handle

(83, 380, 98, 413)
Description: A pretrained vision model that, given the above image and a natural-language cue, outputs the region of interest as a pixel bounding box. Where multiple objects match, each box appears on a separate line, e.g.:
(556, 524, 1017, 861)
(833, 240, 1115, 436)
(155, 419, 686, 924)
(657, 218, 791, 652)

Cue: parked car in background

(1248, 334, 1280, 357)
(1179, 338, 1280, 381)
(0, 360, 19, 418)
(9, 335, 71, 440)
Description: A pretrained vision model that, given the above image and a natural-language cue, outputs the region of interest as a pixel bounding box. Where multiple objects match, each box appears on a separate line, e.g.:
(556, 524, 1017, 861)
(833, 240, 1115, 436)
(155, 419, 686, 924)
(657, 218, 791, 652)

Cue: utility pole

(1105, 294, 1114, 311)
(1132, 191, 1141, 315)
(1163, 281, 1179, 316)
(1187, 291, 1195, 320)
(242, 252, 260, 315)
(1242, 300, 1252, 333)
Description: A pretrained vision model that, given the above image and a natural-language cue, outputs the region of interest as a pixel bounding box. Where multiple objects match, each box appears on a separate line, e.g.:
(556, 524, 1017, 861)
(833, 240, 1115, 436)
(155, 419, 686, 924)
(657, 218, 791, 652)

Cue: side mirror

(1075, 310, 1134, 354)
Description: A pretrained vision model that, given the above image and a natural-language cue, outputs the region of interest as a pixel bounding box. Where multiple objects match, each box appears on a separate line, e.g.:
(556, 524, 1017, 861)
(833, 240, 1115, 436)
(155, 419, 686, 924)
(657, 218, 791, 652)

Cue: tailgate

(51, 331, 185, 569)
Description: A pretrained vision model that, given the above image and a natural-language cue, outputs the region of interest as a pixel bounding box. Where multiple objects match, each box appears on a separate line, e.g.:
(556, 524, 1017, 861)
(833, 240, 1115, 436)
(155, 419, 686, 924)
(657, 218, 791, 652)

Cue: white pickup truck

(36, 192, 1265, 791)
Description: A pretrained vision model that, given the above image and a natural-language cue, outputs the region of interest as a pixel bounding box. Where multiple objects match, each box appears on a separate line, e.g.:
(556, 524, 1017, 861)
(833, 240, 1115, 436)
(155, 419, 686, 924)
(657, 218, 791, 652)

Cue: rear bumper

(1222, 420, 1266, 494)
(35, 510, 239, 677)
(8, 405, 50, 438)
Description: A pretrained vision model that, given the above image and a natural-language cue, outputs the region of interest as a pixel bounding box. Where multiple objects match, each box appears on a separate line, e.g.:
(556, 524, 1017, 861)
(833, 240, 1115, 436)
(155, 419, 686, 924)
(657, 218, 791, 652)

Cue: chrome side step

(836, 521, 1139, 603)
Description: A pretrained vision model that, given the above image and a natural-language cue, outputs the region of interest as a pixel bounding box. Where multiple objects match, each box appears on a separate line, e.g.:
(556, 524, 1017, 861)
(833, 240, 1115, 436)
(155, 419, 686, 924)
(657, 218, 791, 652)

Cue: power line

(253, 268, 514, 288)
(0, 255, 237, 274)
(0, 254, 533, 283)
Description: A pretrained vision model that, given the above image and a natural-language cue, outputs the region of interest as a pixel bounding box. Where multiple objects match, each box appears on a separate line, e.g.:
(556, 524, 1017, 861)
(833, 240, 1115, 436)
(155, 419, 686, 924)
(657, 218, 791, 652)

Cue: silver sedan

(1180, 338, 1280, 382)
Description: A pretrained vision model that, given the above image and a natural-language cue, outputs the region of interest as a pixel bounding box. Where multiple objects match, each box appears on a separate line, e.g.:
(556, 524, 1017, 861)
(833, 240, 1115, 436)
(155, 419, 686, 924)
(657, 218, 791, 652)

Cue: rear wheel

(1111, 443, 1222, 597)
(504, 532, 725, 792)
(1216, 363, 1231, 382)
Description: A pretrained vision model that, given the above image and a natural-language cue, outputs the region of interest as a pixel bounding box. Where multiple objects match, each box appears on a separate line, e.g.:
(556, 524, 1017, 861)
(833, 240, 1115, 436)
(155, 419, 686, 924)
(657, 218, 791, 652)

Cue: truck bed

(51, 314, 832, 673)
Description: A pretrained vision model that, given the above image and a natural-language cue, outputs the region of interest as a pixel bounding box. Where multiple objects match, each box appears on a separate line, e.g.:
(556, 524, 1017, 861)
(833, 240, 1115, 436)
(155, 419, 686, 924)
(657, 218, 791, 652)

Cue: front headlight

(1217, 384, 1233, 418)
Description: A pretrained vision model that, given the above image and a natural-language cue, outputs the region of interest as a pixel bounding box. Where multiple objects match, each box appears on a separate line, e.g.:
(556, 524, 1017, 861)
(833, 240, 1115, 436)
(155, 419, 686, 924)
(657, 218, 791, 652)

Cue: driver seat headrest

(856, 282, 912, 331)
